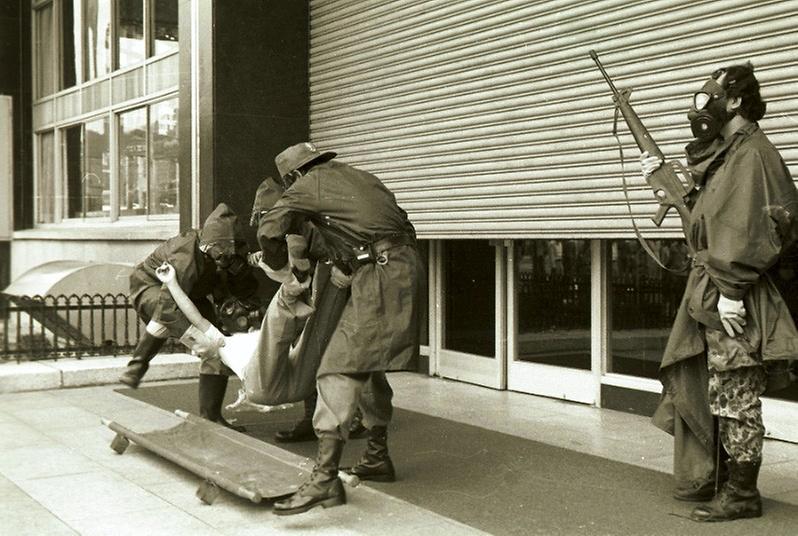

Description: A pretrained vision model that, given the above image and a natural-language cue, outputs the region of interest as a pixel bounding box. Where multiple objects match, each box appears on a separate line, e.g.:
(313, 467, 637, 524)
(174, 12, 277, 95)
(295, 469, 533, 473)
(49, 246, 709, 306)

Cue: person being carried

(643, 62, 798, 522)
(248, 177, 367, 442)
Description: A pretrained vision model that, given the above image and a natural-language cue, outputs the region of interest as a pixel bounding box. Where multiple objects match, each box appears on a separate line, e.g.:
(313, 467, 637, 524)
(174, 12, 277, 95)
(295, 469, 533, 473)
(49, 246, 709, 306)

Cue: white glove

(639, 151, 663, 179)
(282, 271, 312, 298)
(330, 266, 354, 289)
(179, 324, 225, 357)
(247, 251, 263, 267)
(717, 294, 746, 337)
(204, 323, 227, 347)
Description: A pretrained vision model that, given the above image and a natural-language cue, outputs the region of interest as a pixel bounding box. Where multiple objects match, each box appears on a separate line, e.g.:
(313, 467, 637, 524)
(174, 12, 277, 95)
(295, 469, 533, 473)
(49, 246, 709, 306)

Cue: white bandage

(179, 324, 225, 357)
(145, 320, 169, 338)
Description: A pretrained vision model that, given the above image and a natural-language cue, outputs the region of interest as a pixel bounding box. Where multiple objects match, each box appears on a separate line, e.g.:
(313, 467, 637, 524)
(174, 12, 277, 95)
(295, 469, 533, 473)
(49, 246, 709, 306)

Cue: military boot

(347, 408, 368, 439)
(273, 436, 346, 516)
(275, 392, 317, 442)
(119, 333, 165, 388)
(341, 425, 396, 482)
(674, 463, 729, 502)
(690, 460, 762, 522)
(198, 374, 246, 432)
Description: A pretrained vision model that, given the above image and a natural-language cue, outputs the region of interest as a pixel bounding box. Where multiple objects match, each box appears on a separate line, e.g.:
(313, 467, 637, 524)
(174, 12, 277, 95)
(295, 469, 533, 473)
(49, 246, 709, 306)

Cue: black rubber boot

(275, 392, 317, 443)
(341, 425, 396, 482)
(348, 408, 368, 439)
(690, 460, 762, 522)
(674, 463, 729, 502)
(273, 436, 346, 516)
(119, 333, 165, 388)
(198, 374, 246, 432)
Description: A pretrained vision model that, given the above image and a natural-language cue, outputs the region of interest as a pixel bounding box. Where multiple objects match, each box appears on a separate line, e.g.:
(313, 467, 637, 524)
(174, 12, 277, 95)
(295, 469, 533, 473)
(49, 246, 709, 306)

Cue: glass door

(436, 239, 505, 389)
(507, 239, 596, 403)
(763, 261, 798, 442)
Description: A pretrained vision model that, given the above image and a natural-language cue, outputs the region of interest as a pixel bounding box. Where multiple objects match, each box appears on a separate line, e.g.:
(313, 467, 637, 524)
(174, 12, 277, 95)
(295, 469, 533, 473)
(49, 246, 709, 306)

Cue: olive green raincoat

(653, 123, 798, 450)
(257, 159, 422, 376)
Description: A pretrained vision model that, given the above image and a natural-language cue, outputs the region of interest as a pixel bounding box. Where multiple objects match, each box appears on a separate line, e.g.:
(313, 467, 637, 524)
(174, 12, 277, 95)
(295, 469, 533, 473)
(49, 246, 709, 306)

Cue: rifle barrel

(589, 50, 620, 97)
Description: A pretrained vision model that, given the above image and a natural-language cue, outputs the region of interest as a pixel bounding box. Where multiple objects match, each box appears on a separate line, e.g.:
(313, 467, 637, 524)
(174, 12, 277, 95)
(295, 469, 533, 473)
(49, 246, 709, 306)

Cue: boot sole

(273, 496, 346, 516)
(340, 467, 396, 483)
(673, 494, 713, 502)
(118, 377, 141, 389)
(690, 509, 762, 522)
(355, 473, 396, 483)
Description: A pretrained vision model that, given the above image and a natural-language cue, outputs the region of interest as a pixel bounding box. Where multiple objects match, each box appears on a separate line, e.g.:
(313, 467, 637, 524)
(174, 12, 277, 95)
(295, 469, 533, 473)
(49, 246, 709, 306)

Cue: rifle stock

(589, 50, 695, 240)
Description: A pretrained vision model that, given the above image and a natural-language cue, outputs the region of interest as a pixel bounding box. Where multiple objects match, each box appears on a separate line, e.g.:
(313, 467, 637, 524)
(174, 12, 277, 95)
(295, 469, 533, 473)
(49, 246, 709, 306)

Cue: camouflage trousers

(707, 362, 768, 463)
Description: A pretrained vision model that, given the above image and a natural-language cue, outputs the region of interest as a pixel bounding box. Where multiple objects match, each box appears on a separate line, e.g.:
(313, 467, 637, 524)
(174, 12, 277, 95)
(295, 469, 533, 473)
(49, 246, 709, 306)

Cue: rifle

(589, 50, 696, 258)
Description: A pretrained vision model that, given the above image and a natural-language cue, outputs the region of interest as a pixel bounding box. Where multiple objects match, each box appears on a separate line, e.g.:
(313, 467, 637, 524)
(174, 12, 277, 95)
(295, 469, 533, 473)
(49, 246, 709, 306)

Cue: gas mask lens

(693, 92, 711, 111)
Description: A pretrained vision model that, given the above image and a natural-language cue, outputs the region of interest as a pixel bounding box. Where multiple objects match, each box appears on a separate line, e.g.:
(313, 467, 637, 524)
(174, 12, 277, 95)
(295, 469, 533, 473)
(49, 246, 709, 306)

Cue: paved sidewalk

(0, 377, 487, 536)
(1, 361, 797, 535)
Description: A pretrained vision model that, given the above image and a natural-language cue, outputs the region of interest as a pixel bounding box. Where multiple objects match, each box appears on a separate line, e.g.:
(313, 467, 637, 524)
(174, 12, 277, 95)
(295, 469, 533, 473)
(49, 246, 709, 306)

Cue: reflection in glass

(148, 98, 179, 216)
(515, 239, 591, 370)
(119, 107, 148, 216)
(83, 0, 112, 80)
(84, 117, 110, 217)
(117, 0, 145, 68)
(609, 239, 689, 378)
(152, 0, 179, 56)
(417, 240, 429, 347)
(37, 132, 55, 223)
(766, 257, 798, 402)
(62, 0, 80, 88)
(63, 125, 83, 218)
(35, 4, 55, 97)
(444, 240, 494, 356)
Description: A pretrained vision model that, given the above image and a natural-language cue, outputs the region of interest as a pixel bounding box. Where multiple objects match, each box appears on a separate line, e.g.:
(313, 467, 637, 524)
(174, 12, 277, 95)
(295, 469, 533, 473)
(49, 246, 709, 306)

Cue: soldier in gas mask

(119, 203, 259, 431)
(641, 63, 798, 522)
(257, 142, 423, 516)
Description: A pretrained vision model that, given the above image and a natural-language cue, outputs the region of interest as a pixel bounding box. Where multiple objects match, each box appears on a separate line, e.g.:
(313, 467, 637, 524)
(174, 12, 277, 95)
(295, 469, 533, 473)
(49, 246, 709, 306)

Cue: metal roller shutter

(309, 0, 798, 238)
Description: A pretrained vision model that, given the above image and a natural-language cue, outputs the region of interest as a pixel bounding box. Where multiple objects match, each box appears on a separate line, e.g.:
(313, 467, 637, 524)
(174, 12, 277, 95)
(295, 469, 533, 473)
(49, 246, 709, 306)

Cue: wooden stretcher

(102, 410, 358, 505)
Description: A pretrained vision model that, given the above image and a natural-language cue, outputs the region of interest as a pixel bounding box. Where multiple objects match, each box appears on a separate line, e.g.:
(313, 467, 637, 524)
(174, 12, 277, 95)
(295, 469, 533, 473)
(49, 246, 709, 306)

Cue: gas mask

(687, 71, 736, 141)
(202, 241, 248, 275)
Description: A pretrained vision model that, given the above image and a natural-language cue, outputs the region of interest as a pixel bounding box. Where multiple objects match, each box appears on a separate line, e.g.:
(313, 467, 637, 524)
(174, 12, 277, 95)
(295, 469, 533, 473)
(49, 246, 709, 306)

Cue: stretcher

(102, 410, 358, 505)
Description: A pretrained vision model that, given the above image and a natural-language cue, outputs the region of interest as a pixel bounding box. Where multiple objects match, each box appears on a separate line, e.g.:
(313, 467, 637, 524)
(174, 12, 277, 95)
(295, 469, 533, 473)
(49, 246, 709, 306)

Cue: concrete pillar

(178, 0, 309, 242)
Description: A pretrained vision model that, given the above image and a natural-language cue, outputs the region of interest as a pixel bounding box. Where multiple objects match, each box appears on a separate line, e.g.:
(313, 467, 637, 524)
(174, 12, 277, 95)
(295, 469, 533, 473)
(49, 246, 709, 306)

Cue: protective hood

(249, 177, 284, 227)
(200, 203, 243, 253)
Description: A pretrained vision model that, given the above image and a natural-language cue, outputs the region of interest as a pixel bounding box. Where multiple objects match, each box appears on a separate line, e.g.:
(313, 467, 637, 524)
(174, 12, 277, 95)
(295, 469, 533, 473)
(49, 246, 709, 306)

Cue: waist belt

(341, 234, 416, 272)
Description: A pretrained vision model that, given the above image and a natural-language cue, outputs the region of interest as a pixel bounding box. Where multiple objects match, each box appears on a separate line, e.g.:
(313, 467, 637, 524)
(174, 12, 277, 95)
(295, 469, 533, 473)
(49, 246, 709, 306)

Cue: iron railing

(0, 293, 176, 362)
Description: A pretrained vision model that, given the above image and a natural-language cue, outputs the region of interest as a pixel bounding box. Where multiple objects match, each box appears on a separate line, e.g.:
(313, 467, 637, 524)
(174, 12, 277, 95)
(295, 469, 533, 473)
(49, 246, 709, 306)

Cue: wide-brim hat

(275, 141, 336, 178)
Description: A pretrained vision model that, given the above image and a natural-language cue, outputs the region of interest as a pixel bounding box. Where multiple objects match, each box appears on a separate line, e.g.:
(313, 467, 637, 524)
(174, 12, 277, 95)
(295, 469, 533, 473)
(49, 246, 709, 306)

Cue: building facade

(7, 0, 798, 439)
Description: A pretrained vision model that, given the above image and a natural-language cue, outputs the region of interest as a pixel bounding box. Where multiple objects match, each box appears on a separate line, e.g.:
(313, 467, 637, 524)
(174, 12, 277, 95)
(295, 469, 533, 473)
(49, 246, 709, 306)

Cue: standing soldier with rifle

(592, 53, 798, 522)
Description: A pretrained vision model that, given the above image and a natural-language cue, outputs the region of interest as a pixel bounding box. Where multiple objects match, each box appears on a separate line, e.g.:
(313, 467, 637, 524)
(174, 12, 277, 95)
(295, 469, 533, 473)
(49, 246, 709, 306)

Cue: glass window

(148, 98, 179, 215)
(609, 239, 689, 378)
(151, 0, 179, 56)
(444, 240, 495, 356)
(84, 117, 111, 217)
(61, 119, 110, 219)
(515, 239, 591, 370)
(117, 0, 145, 68)
(35, 3, 55, 98)
(83, 0, 112, 80)
(62, 125, 83, 217)
(61, 0, 80, 88)
(119, 107, 148, 216)
(37, 131, 56, 223)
